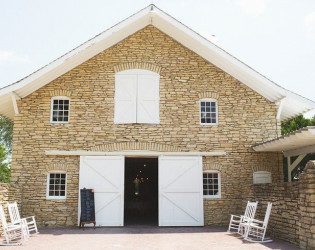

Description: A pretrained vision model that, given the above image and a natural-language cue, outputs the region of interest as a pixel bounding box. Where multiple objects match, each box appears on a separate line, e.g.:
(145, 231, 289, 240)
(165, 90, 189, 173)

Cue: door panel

(79, 156, 124, 226)
(159, 156, 204, 226)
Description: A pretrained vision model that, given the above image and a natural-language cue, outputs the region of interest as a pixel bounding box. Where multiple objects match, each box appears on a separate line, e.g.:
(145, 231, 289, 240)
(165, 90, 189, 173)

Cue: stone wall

(10, 25, 282, 227)
(244, 182, 299, 245)
(243, 160, 315, 249)
(298, 161, 315, 250)
(0, 184, 10, 216)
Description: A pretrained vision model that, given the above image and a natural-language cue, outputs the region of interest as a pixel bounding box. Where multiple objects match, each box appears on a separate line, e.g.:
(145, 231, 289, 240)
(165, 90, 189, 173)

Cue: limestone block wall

(298, 161, 315, 250)
(245, 182, 299, 245)
(0, 184, 9, 208)
(243, 160, 315, 249)
(10, 25, 282, 227)
(203, 152, 283, 226)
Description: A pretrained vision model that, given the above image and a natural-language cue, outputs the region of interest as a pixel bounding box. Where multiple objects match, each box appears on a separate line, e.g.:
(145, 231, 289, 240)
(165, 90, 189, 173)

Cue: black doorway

(124, 157, 158, 225)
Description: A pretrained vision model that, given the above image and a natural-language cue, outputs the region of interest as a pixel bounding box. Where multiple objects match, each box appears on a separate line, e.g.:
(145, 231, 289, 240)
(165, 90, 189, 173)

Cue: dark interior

(124, 157, 158, 225)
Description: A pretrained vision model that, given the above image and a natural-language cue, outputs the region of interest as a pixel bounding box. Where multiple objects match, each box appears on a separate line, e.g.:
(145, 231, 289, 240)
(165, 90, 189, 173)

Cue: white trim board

(45, 150, 226, 157)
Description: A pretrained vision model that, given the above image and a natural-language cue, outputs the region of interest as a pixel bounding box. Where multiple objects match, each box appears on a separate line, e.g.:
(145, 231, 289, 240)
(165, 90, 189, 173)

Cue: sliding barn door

(79, 156, 124, 226)
(158, 156, 204, 226)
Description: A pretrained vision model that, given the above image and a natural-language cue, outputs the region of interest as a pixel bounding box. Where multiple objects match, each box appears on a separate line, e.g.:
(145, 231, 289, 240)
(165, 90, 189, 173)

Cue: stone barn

(0, 5, 314, 231)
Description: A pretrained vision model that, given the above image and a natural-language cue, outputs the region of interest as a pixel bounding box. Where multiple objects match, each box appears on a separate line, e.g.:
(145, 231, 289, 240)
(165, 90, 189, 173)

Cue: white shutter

(159, 156, 204, 226)
(114, 75, 137, 124)
(79, 156, 125, 226)
(137, 74, 160, 124)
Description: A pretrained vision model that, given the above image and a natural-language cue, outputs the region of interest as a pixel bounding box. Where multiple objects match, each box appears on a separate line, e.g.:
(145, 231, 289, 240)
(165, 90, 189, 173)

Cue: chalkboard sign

(80, 188, 96, 228)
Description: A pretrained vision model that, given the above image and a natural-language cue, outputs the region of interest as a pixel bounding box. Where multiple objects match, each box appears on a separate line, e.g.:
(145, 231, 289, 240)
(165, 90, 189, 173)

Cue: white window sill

(46, 196, 67, 200)
(203, 195, 221, 199)
(200, 123, 218, 126)
(50, 122, 69, 124)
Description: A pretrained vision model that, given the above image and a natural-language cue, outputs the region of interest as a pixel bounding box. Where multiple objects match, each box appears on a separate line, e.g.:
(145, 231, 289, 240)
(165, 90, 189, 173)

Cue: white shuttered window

(114, 69, 160, 124)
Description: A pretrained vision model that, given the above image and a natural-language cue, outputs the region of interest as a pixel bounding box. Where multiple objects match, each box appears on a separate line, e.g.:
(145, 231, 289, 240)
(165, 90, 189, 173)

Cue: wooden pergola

(253, 126, 315, 181)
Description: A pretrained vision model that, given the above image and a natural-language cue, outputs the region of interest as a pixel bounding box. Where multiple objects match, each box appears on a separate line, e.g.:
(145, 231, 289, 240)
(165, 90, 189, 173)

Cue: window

(200, 99, 218, 125)
(253, 171, 271, 184)
(114, 69, 159, 124)
(203, 171, 221, 198)
(50, 97, 70, 123)
(46, 172, 67, 199)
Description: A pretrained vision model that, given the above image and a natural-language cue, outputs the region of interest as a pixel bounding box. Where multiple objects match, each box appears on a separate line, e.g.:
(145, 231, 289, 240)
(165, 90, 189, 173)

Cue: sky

(1, 0, 315, 117)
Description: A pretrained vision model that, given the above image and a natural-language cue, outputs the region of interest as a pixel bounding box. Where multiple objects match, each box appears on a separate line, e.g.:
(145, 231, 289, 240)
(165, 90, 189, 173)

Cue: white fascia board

(0, 94, 14, 120)
(253, 127, 315, 153)
(0, 6, 153, 98)
(285, 91, 315, 108)
(154, 7, 315, 112)
(153, 8, 286, 101)
(284, 145, 315, 157)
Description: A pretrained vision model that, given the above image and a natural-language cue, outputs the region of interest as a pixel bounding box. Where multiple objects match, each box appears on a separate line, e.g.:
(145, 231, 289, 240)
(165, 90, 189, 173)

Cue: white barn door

(159, 156, 204, 226)
(79, 156, 124, 226)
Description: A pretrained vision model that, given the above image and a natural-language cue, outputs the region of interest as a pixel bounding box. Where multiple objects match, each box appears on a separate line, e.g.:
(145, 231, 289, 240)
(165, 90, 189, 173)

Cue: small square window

(51, 97, 70, 123)
(203, 172, 221, 198)
(47, 172, 67, 199)
(200, 99, 218, 125)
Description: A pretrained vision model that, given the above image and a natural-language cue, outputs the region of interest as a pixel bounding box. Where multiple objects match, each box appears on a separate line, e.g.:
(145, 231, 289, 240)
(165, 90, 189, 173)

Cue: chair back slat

(244, 201, 258, 219)
(8, 202, 22, 224)
(263, 202, 272, 227)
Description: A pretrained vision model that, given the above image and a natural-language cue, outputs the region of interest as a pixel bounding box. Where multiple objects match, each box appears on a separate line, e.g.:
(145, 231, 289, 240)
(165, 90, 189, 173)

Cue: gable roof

(1, 4, 315, 120)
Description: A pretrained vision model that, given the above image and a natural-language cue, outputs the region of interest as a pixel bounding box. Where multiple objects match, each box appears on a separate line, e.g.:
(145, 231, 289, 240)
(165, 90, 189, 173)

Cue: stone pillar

(298, 160, 315, 250)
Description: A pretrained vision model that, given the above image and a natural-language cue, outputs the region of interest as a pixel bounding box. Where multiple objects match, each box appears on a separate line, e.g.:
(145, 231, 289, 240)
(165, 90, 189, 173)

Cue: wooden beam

(45, 150, 226, 157)
(289, 154, 307, 172)
(287, 154, 307, 182)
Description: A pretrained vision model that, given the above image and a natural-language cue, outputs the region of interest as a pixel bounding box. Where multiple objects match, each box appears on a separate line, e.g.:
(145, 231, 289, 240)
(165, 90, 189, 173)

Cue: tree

(281, 115, 315, 181)
(0, 116, 13, 154)
(281, 115, 315, 135)
(0, 144, 10, 183)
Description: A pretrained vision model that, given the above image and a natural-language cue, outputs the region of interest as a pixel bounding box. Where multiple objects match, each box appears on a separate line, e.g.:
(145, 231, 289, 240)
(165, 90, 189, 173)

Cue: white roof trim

(253, 126, 315, 157)
(1, 4, 315, 120)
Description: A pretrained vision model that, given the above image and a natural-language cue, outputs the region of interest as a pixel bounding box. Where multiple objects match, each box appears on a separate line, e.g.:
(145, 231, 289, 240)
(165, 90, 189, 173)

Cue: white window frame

(253, 171, 272, 184)
(46, 171, 67, 200)
(203, 170, 221, 199)
(50, 96, 70, 124)
(200, 98, 218, 125)
(114, 69, 160, 124)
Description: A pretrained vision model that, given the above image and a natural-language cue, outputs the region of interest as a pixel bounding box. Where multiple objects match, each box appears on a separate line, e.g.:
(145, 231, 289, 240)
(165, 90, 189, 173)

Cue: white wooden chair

(241, 202, 273, 243)
(0, 204, 28, 246)
(227, 201, 258, 233)
(7, 202, 38, 235)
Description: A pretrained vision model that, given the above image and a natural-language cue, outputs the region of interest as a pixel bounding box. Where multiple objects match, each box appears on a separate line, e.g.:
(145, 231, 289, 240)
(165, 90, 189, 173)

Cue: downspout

(275, 97, 286, 138)
(10, 92, 21, 115)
